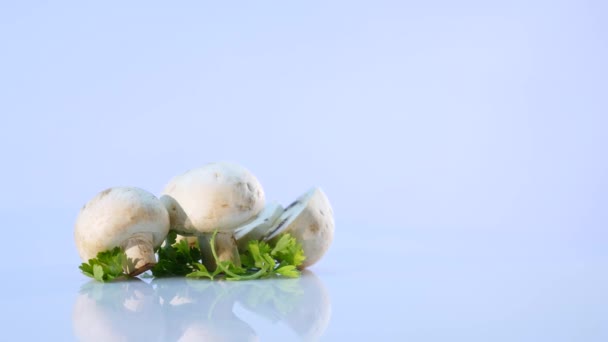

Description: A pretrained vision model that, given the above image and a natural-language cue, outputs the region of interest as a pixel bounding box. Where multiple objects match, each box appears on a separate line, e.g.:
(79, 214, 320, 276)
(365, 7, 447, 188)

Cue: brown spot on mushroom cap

(237, 203, 253, 211)
(235, 182, 257, 212)
(309, 223, 320, 234)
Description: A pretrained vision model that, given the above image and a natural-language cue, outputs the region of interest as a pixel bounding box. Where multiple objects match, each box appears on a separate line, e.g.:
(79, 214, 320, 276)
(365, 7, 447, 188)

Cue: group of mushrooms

(74, 162, 335, 277)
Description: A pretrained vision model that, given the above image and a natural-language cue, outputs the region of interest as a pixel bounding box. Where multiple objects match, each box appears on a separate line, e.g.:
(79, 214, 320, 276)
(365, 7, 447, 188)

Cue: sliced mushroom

(264, 187, 335, 268)
(234, 202, 284, 250)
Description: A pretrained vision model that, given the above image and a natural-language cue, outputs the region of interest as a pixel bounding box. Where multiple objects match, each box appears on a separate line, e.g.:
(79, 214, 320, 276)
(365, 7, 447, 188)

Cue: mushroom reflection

(155, 272, 330, 340)
(275, 271, 332, 340)
(73, 279, 164, 342)
(73, 271, 331, 341)
(154, 278, 258, 342)
(237, 270, 332, 340)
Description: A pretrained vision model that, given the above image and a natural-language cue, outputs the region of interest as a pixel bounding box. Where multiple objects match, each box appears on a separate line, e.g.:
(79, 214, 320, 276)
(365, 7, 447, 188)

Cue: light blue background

(0, 1, 606, 340)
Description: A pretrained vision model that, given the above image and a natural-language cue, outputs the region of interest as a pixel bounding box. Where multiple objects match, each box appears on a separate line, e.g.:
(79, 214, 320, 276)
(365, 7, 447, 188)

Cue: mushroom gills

(263, 188, 317, 241)
(234, 202, 284, 250)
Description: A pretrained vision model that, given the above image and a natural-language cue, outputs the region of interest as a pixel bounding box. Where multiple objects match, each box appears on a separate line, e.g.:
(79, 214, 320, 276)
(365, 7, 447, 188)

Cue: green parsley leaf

(270, 234, 306, 267)
(275, 265, 300, 278)
(186, 263, 214, 280)
(93, 265, 104, 282)
(212, 231, 305, 280)
(271, 234, 292, 255)
(152, 232, 202, 277)
(189, 230, 305, 281)
(79, 247, 128, 282)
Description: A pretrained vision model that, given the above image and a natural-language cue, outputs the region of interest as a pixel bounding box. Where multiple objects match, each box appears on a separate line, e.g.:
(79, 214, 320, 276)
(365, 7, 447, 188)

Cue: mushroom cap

(161, 162, 265, 234)
(265, 187, 334, 268)
(74, 187, 170, 261)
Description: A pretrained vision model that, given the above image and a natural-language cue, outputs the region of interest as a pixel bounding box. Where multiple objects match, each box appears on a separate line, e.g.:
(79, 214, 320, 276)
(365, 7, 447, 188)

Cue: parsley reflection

(73, 271, 330, 341)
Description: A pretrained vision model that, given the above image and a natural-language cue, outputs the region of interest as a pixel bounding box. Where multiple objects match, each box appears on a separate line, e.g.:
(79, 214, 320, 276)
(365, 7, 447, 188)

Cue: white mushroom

(74, 187, 170, 276)
(161, 162, 265, 270)
(234, 202, 284, 250)
(264, 187, 334, 268)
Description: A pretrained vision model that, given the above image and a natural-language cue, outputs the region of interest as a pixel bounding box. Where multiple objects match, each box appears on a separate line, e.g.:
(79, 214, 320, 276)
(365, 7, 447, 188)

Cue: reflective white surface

(1, 229, 606, 341)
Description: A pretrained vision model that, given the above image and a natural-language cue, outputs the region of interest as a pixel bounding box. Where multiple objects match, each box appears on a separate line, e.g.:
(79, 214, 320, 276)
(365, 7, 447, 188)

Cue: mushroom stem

(122, 232, 156, 276)
(198, 232, 241, 272)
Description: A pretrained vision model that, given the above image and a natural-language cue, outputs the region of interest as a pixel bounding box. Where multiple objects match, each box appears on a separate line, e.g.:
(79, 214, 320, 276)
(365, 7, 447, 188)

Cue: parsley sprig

(79, 247, 129, 282)
(80, 230, 305, 282)
(186, 231, 305, 280)
(152, 231, 202, 277)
